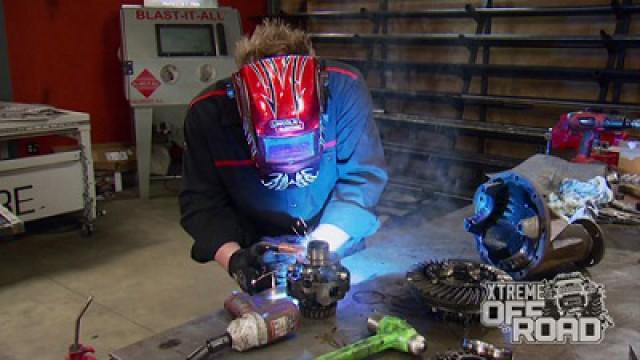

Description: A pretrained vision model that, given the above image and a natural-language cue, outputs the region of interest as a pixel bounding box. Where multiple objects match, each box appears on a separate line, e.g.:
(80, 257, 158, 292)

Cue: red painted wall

(4, 0, 265, 147)
(219, 0, 266, 35)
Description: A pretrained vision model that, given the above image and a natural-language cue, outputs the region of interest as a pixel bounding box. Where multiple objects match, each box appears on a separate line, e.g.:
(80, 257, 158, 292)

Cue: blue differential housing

(464, 171, 550, 280)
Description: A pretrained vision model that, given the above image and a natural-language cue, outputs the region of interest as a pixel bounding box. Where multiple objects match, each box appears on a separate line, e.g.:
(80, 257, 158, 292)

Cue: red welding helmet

(232, 55, 325, 190)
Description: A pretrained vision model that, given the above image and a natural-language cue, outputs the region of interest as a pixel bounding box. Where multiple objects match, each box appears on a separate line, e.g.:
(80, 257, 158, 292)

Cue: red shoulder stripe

(214, 159, 255, 167)
(324, 139, 337, 149)
(326, 66, 358, 80)
(189, 89, 228, 108)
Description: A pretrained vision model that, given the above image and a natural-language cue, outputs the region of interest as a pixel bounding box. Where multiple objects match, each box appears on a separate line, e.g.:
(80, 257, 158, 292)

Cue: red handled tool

(66, 296, 96, 360)
(551, 111, 640, 165)
(185, 289, 300, 360)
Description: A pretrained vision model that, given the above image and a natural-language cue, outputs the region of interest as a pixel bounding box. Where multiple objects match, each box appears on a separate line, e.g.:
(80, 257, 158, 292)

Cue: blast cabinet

(120, 5, 242, 198)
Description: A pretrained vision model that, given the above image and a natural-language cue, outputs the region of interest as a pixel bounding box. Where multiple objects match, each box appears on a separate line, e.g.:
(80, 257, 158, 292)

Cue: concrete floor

(0, 184, 461, 360)
(0, 190, 238, 360)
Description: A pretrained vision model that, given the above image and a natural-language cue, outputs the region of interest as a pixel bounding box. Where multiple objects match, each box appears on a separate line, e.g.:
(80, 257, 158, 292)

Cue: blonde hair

(235, 20, 314, 65)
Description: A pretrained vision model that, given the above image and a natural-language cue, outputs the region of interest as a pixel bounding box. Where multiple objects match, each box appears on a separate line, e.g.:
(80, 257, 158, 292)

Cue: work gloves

(228, 236, 303, 294)
(227, 244, 273, 294)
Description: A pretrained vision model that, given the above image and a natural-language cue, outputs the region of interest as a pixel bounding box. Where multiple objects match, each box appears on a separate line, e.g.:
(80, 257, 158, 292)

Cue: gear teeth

(406, 259, 512, 322)
(299, 303, 336, 320)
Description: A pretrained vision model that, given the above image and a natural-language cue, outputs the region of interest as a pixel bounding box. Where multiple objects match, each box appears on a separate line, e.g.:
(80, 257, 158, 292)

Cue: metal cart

(0, 102, 96, 235)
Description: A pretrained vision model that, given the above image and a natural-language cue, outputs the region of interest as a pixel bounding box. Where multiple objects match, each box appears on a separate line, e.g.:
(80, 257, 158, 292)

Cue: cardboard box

(53, 143, 137, 172)
(617, 141, 640, 175)
(92, 143, 137, 172)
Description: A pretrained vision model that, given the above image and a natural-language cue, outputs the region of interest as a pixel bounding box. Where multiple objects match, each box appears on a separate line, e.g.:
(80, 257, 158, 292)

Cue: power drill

(315, 314, 427, 360)
(185, 288, 300, 360)
(550, 111, 640, 164)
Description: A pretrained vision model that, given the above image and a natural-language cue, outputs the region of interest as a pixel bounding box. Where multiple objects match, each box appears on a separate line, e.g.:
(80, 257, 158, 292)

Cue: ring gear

(406, 259, 512, 321)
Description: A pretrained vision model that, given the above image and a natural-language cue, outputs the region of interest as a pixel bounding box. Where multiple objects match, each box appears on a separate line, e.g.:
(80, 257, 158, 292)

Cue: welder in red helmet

(179, 21, 388, 293)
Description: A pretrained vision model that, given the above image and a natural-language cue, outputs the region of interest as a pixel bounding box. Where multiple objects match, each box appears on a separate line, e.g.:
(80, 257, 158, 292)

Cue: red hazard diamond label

(131, 69, 161, 98)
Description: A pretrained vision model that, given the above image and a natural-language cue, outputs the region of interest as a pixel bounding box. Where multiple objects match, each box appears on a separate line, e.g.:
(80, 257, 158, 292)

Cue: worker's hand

(257, 235, 301, 268)
(227, 245, 273, 294)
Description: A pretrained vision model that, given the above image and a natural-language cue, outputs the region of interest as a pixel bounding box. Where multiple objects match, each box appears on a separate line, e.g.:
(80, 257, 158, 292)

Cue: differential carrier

(406, 259, 512, 321)
(287, 240, 350, 319)
(465, 170, 605, 279)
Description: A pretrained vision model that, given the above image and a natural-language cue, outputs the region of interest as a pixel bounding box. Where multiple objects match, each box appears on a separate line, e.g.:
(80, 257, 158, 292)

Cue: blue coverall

(179, 61, 388, 263)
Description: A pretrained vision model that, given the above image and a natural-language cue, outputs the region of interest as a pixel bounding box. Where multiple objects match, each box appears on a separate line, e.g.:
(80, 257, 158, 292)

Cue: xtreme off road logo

(481, 272, 614, 344)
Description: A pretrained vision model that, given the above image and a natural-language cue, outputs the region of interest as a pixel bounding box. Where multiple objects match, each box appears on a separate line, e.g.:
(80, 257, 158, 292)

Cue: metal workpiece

(465, 169, 605, 279)
(435, 339, 512, 360)
(287, 240, 350, 319)
(462, 339, 513, 360)
(406, 259, 512, 321)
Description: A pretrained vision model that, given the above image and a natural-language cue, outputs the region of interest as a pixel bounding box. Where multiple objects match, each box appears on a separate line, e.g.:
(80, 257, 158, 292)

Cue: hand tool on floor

(185, 289, 300, 360)
(66, 296, 96, 360)
(0, 204, 24, 236)
(314, 314, 426, 360)
(550, 111, 640, 165)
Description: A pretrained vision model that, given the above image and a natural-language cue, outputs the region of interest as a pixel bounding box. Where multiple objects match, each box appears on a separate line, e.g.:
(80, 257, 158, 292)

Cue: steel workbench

(110, 205, 639, 360)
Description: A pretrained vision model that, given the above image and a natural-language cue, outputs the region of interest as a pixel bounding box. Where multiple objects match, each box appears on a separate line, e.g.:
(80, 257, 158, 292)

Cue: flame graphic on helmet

(247, 56, 309, 121)
(232, 55, 323, 190)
